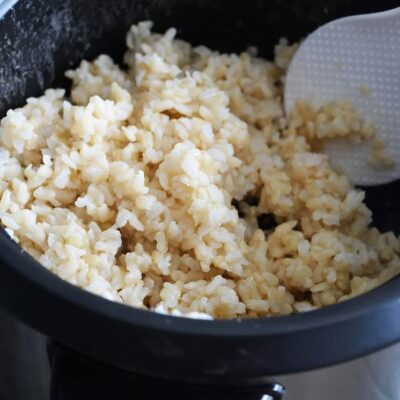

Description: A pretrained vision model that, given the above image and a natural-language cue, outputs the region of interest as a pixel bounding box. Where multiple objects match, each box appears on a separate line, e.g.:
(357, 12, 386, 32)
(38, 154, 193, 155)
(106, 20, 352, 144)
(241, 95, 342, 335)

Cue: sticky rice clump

(0, 22, 399, 319)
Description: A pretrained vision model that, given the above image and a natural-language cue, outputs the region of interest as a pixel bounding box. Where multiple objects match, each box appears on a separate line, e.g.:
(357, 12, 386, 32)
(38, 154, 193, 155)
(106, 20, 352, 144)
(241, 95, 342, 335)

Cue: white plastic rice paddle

(285, 7, 400, 186)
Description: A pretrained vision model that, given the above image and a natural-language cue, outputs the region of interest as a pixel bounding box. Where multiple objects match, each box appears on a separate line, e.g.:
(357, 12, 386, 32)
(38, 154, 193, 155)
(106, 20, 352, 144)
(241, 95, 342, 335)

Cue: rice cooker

(1, 0, 400, 399)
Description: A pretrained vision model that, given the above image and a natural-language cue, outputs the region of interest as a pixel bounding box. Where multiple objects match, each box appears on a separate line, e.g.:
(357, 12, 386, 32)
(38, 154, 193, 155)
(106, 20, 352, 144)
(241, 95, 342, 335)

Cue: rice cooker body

(0, 0, 400, 386)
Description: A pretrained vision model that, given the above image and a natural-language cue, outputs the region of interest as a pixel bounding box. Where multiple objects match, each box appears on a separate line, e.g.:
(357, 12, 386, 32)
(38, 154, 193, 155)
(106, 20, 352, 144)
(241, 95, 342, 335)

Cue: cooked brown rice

(0, 21, 399, 319)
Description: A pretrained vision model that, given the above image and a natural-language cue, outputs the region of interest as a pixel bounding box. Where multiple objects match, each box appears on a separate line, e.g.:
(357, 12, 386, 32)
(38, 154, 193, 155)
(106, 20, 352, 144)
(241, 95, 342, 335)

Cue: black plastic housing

(0, 0, 400, 384)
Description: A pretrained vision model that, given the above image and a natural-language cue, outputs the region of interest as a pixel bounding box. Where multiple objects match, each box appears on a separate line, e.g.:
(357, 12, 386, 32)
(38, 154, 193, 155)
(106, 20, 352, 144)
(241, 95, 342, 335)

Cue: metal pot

(2, 308, 400, 400)
(1, 0, 400, 398)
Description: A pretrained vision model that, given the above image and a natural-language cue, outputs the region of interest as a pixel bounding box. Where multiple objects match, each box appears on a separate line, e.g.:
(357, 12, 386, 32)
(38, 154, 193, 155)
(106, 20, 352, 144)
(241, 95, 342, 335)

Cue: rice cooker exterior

(1, 310, 400, 400)
(1, 0, 400, 399)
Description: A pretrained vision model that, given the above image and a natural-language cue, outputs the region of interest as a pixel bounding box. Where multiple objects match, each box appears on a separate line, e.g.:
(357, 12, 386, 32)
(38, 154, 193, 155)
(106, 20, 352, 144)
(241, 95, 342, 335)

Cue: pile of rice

(0, 21, 399, 319)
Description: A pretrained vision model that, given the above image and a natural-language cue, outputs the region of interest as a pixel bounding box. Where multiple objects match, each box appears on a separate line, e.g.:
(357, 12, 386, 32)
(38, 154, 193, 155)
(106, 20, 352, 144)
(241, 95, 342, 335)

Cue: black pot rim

(2, 229, 400, 379)
(2, 230, 400, 339)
